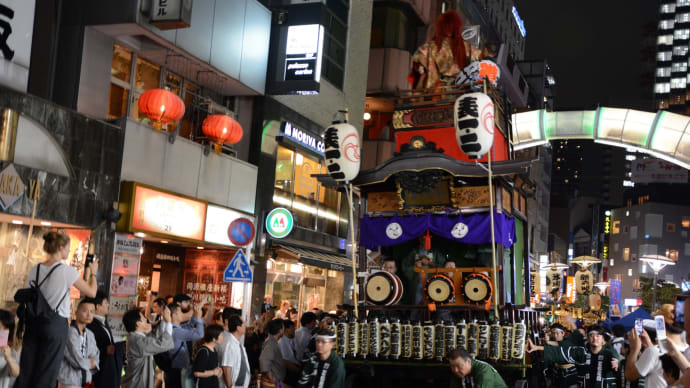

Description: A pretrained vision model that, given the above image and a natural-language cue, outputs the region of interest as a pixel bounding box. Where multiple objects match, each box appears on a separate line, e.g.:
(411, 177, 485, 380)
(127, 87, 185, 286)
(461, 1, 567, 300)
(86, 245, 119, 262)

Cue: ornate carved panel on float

(367, 192, 402, 212)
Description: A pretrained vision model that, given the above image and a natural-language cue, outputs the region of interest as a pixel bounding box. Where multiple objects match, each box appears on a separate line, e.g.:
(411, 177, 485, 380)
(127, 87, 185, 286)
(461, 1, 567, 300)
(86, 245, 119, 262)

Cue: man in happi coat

(296, 329, 345, 388)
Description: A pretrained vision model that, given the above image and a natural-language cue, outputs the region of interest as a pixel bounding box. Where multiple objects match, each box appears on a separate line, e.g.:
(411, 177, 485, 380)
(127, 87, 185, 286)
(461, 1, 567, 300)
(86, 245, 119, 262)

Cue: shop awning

(278, 245, 356, 272)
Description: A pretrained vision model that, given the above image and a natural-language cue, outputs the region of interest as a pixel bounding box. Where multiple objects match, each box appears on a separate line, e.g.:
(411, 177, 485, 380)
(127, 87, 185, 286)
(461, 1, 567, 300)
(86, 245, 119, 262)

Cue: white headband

(316, 334, 337, 341)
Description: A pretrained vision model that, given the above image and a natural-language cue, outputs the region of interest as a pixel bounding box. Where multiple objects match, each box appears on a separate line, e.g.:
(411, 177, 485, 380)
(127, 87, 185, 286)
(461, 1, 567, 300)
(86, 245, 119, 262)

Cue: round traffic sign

(266, 207, 293, 239)
(228, 217, 256, 246)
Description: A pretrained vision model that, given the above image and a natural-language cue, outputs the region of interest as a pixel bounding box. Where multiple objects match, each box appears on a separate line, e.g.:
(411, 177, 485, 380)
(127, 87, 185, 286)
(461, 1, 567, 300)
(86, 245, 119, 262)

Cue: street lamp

(594, 281, 610, 293)
(571, 255, 602, 269)
(640, 254, 676, 311)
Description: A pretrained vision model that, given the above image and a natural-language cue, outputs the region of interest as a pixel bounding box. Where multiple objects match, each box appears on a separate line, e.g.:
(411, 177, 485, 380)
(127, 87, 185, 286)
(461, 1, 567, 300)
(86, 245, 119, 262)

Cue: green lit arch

(511, 108, 690, 169)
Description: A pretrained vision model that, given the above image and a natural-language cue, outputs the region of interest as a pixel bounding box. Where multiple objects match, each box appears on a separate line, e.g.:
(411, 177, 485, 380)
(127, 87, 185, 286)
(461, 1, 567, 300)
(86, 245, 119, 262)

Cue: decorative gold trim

(392, 110, 412, 129)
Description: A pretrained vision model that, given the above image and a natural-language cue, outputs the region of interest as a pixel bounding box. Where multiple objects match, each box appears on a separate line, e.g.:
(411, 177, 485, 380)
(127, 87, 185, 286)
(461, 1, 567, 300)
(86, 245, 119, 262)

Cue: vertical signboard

(566, 276, 576, 304)
(0, 1, 35, 92)
(609, 279, 622, 317)
(109, 233, 142, 341)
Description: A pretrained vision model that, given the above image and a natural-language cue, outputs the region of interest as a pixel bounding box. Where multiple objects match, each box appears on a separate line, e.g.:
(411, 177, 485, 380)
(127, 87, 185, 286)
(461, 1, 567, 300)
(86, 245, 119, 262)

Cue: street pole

(483, 79, 499, 318)
(652, 270, 658, 312)
(346, 183, 359, 318)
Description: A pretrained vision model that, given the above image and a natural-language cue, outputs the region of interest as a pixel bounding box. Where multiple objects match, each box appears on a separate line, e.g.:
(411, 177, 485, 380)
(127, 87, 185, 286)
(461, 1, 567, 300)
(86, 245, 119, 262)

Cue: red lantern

(201, 115, 243, 145)
(137, 88, 185, 124)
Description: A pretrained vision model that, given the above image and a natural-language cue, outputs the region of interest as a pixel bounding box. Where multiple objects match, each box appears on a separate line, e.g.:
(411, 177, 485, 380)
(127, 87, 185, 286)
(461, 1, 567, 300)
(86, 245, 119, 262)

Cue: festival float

(316, 71, 546, 386)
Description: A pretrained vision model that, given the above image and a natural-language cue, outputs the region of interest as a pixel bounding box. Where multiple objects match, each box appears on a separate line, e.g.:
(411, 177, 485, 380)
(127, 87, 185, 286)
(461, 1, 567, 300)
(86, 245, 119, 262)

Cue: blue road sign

(228, 217, 255, 246)
(224, 249, 252, 283)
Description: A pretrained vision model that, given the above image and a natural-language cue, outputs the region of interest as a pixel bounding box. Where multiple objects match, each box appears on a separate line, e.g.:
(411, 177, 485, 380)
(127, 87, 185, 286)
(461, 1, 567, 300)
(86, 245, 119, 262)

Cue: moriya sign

(0, 163, 24, 210)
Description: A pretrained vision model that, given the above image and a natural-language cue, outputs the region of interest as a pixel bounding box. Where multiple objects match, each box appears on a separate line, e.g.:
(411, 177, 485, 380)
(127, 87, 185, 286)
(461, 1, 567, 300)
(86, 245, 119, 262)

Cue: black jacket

(87, 317, 123, 388)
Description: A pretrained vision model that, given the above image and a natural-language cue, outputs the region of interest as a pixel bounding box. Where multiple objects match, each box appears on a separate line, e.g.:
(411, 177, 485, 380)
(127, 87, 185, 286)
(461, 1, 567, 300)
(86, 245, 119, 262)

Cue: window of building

(630, 225, 638, 239)
(655, 83, 671, 94)
(682, 217, 690, 228)
(658, 67, 672, 77)
(658, 51, 673, 61)
(108, 45, 132, 119)
(273, 145, 344, 236)
(660, 20, 675, 30)
(676, 29, 690, 40)
(683, 231, 688, 238)
(320, 1, 349, 90)
(663, 3, 677, 13)
(685, 243, 690, 255)
(613, 220, 621, 234)
(614, 242, 619, 252)
(680, 0, 690, 6)
(672, 77, 687, 89)
(674, 45, 689, 56)
(640, 244, 658, 256)
(674, 62, 688, 73)
(624, 247, 630, 261)
(645, 214, 664, 237)
(624, 225, 629, 233)
(667, 249, 679, 261)
(667, 223, 677, 232)
(632, 253, 638, 262)
(641, 262, 647, 273)
(633, 278, 641, 290)
(677, 13, 690, 23)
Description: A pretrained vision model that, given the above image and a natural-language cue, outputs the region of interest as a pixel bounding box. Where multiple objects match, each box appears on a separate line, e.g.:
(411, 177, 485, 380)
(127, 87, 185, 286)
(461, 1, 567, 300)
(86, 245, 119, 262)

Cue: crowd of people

(524, 303, 690, 388)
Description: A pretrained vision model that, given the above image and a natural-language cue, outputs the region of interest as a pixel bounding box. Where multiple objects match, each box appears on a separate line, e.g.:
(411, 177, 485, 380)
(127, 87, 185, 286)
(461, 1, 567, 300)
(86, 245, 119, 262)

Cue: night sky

(517, 1, 659, 111)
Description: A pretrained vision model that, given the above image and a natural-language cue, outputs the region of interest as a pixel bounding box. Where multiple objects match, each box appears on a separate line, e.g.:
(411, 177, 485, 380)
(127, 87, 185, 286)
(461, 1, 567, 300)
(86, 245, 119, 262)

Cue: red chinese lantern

(202, 114, 243, 146)
(137, 89, 185, 127)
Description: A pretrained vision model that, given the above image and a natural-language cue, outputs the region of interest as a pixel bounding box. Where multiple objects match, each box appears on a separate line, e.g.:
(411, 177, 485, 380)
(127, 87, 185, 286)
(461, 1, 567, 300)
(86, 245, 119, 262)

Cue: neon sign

(512, 6, 526, 37)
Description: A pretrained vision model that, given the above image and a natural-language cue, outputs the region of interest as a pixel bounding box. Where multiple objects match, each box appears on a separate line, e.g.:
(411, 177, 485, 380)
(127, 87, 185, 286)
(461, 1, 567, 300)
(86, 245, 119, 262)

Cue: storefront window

(265, 259, 344, 318)
(107, 45, 132, 119)
(273, 145, 343, 234)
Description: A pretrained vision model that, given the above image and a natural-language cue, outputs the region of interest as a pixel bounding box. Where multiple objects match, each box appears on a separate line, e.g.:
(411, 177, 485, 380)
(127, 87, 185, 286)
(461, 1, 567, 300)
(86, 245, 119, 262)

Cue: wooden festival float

(316, 81, 547, 385)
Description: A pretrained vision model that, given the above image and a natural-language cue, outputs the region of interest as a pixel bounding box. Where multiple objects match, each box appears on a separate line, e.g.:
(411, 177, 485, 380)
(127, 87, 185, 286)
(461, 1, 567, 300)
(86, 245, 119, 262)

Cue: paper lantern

(202, 115, 243, 145)
(137, 89, 185, 125)
(454, 60, 501, 86)
(575, 269, 593, 295)
(454, 92, 494, 158)
(546, 268, 563, 293)
(323, 121, 361, 182)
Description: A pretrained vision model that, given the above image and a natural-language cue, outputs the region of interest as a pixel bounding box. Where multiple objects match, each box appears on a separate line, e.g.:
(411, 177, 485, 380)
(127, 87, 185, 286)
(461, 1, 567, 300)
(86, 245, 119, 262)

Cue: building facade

(606, 202, 690, 299)
(654, 0, 690, 112)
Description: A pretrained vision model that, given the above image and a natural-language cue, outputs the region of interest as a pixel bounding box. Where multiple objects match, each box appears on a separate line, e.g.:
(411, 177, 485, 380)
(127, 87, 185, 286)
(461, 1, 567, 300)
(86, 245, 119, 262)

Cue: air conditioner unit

(199, 99, 232, 116)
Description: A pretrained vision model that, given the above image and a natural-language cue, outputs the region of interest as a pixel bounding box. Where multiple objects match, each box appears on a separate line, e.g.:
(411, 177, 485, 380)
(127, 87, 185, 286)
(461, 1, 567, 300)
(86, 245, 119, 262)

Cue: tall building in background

(654, 1, 689, 112)
(472, 0, 526, 61)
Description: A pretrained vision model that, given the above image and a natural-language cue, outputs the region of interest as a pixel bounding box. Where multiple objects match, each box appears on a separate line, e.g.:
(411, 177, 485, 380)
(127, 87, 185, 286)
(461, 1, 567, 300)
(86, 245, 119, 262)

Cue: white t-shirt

(221, 333, 250, 388)
(635, 345, 665, 388)
(26, 262, 79, 318)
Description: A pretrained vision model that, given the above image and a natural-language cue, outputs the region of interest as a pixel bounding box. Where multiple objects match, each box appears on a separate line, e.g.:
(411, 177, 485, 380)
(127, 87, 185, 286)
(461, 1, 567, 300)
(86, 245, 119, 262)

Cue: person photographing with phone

(14, 232, 99, 388)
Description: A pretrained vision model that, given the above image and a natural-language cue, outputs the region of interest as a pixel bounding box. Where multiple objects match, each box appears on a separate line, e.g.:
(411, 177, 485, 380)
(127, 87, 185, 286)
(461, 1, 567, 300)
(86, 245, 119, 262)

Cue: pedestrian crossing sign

(224, 249, 252, 282)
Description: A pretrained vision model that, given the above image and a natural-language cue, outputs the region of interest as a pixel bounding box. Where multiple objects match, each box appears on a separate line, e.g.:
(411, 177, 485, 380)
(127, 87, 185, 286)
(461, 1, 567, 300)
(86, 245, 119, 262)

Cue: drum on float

(366, 271, 403, 305)
(425, 273, 455, 304)
(462, 273, 493, 304)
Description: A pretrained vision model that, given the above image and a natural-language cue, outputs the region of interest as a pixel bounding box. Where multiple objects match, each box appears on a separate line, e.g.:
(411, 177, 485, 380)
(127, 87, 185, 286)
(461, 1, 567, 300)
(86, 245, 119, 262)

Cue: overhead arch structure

(511, 108, 690, 169)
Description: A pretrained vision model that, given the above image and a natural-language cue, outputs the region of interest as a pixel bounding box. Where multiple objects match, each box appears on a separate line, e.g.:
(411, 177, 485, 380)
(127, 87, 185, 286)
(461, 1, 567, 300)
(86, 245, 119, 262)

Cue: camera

(85, 254, 95, 268)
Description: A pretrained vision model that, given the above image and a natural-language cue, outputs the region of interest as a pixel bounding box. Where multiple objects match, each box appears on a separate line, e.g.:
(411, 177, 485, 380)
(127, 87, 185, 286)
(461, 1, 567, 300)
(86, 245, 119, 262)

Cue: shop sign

(131, 185, 206, 241)
(279, 122, 324, 155)
(224, 249, 252, 282)
(150, 0, 193, 30)
(603, 215, 611, 234)
(204, 204, 256, 247)
(566, 276, 576, 304)
(285, 24, 323, 82)
(0, 1, 35, 92)
(114, 234, 143, 257)
(624, 298, 642, 307)
(155, 253, 180, 263)
(266, 207, 294, 239)
(0, 163, 24, 210)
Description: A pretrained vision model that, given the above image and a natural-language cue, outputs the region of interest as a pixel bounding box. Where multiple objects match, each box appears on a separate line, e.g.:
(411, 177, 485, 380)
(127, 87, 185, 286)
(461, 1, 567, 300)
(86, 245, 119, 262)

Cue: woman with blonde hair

(14, 232, 99, 388)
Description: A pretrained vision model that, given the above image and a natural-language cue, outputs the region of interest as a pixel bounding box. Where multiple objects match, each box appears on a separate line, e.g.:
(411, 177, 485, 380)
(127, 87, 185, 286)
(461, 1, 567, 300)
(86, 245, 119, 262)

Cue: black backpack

(14, 264, 68, 337)
(154, 343, 183, 372)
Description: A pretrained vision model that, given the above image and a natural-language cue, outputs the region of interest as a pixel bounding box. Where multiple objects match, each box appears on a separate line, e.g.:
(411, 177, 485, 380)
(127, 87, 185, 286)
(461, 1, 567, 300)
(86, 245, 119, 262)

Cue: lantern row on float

(334, 317, 526, 363)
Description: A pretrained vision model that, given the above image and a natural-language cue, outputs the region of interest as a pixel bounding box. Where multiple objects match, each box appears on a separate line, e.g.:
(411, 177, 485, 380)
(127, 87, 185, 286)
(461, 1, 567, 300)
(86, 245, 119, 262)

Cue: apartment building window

(666, 249, 679, 261)
(680, 0, 690, 6)
(108, 45, 133, 119)
(613, 220, 621, 234)
(660, 20, 675, 30)
(682, 217, 690, 227)
(320, 0, 349, 90)
(672, 62, 687, 72)
(658, 51, 673, 61)
(655, 82, 670, 93)
(672, 77, 687, 89)
(677, 13, 690, 23)
(662, 3, 676, 13)
(668, 223, 677, 232)
(676, 29, 690, 40)
(659, 35, 674, 45)
(633, 279, 641, 291)
(674, 45, 689, 56)
(623, 247, 630, 261)
(273, 145, 343, 236)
